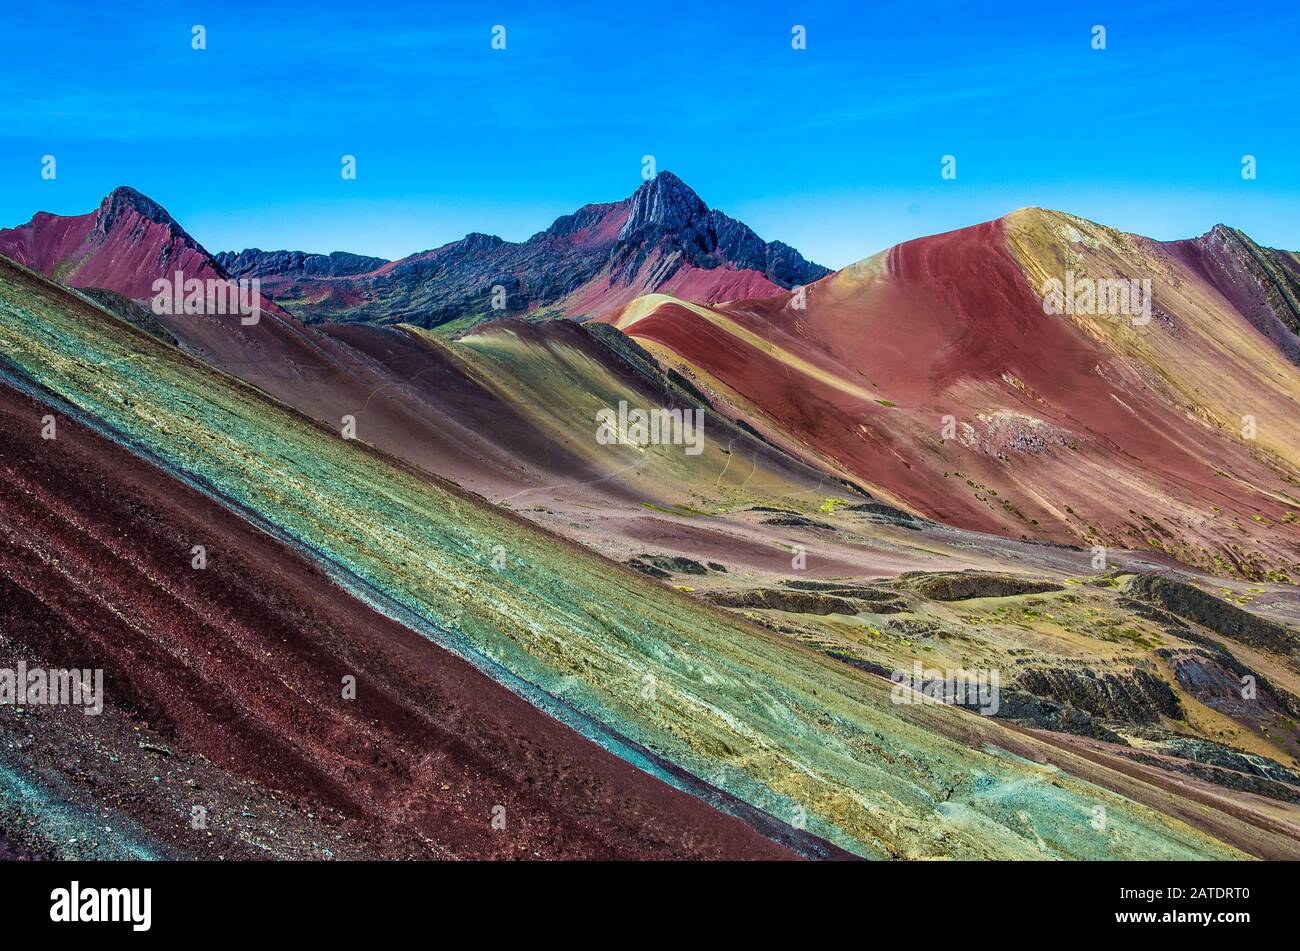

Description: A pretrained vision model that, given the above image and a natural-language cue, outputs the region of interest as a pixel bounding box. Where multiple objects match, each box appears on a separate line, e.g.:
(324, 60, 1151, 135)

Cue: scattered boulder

(625, 559, 672, 580)
(844, 501, 931, 529)
(626, 554, 726, 577)
(762, 514, 834, 530)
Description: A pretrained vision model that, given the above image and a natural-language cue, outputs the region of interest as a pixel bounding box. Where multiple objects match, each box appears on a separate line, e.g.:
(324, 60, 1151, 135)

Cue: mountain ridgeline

(212, 171, 831, 327)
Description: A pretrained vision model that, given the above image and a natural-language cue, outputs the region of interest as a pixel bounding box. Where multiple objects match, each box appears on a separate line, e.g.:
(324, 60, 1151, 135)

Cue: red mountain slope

(0, 186, 228, 299)
(0, 185, 286, 318)
(612, 209, 1300, 580)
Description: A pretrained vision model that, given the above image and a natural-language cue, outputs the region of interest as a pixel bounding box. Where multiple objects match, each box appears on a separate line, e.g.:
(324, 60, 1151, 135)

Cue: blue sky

(2, 0, 1296, 268)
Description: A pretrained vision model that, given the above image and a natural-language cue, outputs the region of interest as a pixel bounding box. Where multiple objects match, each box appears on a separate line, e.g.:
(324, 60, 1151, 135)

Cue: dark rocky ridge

(704, 588, 870, 616)
(216, 249, 389, 279)
(895, 571, 1063, 602)
(96, 185, 180, 234)
(610, 172, 829, 289)
(1177, 224, 1300, 365)
(1127, 573, 1299, 659)
(214, 172, 830, 328)
(1012, 663, 1183, 725)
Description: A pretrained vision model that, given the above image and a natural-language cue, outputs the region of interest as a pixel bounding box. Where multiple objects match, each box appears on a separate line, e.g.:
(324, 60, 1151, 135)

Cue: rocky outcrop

(704, 588, 866, 616)
(845, 501, 931, 529)
(978, 690, 1128, 743)
(782, 580, 909, 613)
(761, 513, 834, 529)
(1179, 225, 1300, 365)
(626, 554, 726, 577)
(612, 172, 829, 290)
(1122, 736, 1300, 804)
(895, 571, 1063, 601)
(1143, 735, 1300, 788)
(1011, 662, 1183, 724)
(94, 185, 183, 237)
(1159, 646, 1300, 721)
(1127, 573, 1299, 658)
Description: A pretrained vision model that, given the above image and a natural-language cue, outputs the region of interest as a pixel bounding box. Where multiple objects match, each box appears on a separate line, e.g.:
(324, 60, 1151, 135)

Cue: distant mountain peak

(0, 185, 227, 300)
(619, 170, 709, 240)
(2, 178, 829, 327)
(614, 171, 829, 290)
(459, 232, 508, 252)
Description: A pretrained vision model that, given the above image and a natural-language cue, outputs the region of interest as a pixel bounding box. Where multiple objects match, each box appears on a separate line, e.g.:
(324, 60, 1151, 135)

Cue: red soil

(0, 191, 284, 316)
(0, 208, 219, 301)
(623, 219, 1300, 569)
(0, 380, 796, 860)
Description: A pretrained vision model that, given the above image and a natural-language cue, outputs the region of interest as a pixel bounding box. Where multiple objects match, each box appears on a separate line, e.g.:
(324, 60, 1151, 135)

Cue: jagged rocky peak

(618, 171, 709, 240)
(96, 185, 177, 231)
(456, 232, 508, 253)
(616, 171, 830, 288)
(88, 186, 218, 262)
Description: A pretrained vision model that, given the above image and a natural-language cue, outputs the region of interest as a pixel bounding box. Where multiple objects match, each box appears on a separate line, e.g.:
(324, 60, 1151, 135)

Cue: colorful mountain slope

(1168, 224, 1300, 366)
(0, 185, 284, 317)
(125, 270, 853, 512)
(0, 254, 1262, 860)
(0, 372, 798, 861)
(611, 209, 1300, 581)
(6, 184, 1300, 850)
(124, 248, 1300, 810)
(0, 186, 222, 300)
(22, 184, 1297, 585)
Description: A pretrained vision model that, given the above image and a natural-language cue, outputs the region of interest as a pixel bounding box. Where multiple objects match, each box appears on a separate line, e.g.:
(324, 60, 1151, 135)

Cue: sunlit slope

(452, 318, 852, 509)
(0, 370, 799, 860)
(138, 285, 851, 517)
(1005, 208, 1300, 497)
(0, 256, 1252, 859)
(613, 212, 1300, 580)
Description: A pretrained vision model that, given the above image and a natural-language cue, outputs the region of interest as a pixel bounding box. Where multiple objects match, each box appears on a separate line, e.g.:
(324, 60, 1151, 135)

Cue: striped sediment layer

(0, 256, 1256, 859)
(611, 210, 1300, 582)
(0, 375, 800, 860)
